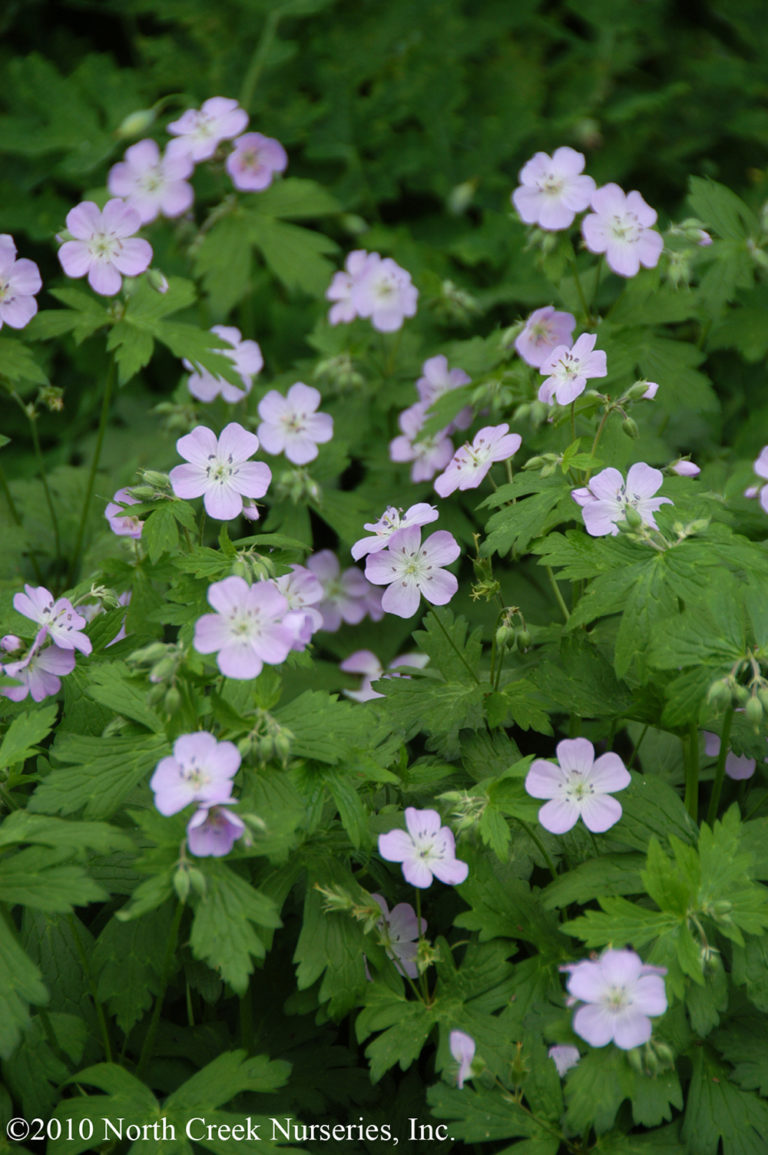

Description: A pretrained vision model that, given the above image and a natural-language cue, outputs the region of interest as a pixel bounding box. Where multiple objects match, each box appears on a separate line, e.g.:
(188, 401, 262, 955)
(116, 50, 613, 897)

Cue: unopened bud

(141, 470, 171, 489)
(522, 454, 548, 471)
(115, 108, 157, 139)
(623, 506, 644, 530)
(757, 687, 768, 712)
(188, 868, 207, 897)
(0, 634, 22, 653)
(733, 684, 750, 705)
(516, 629, 532, 650)
(495, 625, 516, 651)
(625, 380, 658, 402)
(164, 685, 182, 715)
(173, 866, 191, 903)
(447, 179, 477, 216)
(149, 656, 176, 684)
(146, 268, 169, 294)
(627, 1047, 644, 1074)
(622, 417, 640, 439)
(745, 695, 764, 728)
(706, 678, 732, 710)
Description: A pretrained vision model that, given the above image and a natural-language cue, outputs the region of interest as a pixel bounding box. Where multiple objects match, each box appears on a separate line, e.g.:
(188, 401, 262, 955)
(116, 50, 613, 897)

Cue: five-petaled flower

(434, 424, 521, 497)
(257, 383, 334, 465)
(306, 551, 373, 632)
(512, 147, 596, 231)
(571, 462, 671, 537)
(0, 234, 42, 330)
(370, 894, 425, 978)
(185, 326, 263, 403)
(515, 306, 576, 369)
(364, 525, 460, 619)
(107, 139, 194, 225)
(449, 1031, 476, 1089)
(227, 132, 287, 191)
(0, 643, 75, 703)
(105, 487, 144, 539)
(193, 575, 295, 679)
(13, 585, 92, 654)
(525, 737, 630, 834)
(57, 199, 153, 296)
(169, 422, 271, 520)
(351, 255, 418, 332)
(187, 802, 246, 857)
(150, 731, 240, 815)
(389, 402, 454, 483)
(351, 502, 439, 561)
(582, 184, 664, 277)
(167, 96, 248, 162)
(378, 807, 468, 888)
(538, 333, 607, 406)
(562, 949, 667, 1050)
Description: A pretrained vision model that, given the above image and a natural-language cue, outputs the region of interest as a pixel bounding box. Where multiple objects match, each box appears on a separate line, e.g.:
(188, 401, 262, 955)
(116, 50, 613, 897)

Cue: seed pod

(495, 625, 516, 651)
(516, 629, 532, 651)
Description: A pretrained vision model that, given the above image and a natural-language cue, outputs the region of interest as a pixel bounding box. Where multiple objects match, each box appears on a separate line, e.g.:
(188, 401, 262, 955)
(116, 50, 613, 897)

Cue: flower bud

(627, 1047, 645, 1074)
(149, 656, 177, 684)
(0, 634, 22, 653)
(495, 625, 516, 651)
(745, 695, 764, 729)
(757, 687, 768, 713)
(173, 866, 191, 903)
(625, 380, 657, 402)
(622, 416, 640, 439)
(163, 685, 182, 715)
(115, 107, 157, 139)
(733, 684, 750, 705)
(188, 868, 207, 897)
(141, 470, 171, 489)
(623, 506, 644, 530)
(706, 678, 732, 710)
(516, 628, 532, 651)
(146, 268, 169, 294)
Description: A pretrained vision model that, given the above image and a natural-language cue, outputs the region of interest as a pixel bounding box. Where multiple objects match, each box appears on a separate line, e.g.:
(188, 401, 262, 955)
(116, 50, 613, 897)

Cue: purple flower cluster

(1, 585, 92, 702)
(572, 463, 671, 537)
(326, 250, 418, 332)
(150, 731, 245, 857)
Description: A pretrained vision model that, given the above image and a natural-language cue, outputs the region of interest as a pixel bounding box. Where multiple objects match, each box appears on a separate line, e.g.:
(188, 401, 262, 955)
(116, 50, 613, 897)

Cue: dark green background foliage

(2, 2, 768, 1154)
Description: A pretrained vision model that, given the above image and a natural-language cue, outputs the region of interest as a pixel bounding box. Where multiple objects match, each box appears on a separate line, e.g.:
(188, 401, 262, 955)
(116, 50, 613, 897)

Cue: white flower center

(609, 212, 641, 244)
(206, 453, 235, 483)
(182, 757, 210, 791)
(539, 173, 564, 196)
(604, 984, 632, 1011)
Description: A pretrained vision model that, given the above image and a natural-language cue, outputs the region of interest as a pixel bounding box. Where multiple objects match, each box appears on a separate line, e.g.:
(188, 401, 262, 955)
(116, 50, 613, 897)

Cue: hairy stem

(68, 359, 116, 586)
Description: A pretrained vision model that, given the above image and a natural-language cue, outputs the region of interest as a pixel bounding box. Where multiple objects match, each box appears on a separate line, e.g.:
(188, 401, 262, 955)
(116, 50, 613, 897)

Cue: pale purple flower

(745, 446, 768, 512)
(563, 949, 667, 1050)
(351, 503, 439, 561)
(538, 333, 607, 406)
(107, 139, 194, 225)
(525, 738, 630, 834)
(670, 459, 700, 478)
(57, 199, 153, 296)
(571, 463, 671, 537)
(273, 564, 325, 648)
(351, 256, 418, 332)
(416, 355, 472, 432)
(389, 402, 454, 483)
(514, 306, 576, 369)
(150, 731, 240, 816)
(703, 732, 756, 781)
(13, 585, 92, 655)
(105, 487, 143, 539)
(306, 551, 370, 632)
(187, 802, 246, 857)
(371, 894, 425, 978)
(227, 132, 287, 192)
(450, 1031, 476, 1089)
(326, 250, 377, 325)
(185, 326, 263, 403)
(167, 97, 248, 163)
(1, 645, 73, 702)
(582, 184, 664, 278)
(342, 650, 429, 702)
(257, 383, 333, 465)
(193, 575, 294, 679)
(548, 1045, 580, 1077)
(378, 807, 468, 888)
(0, 235, 42, 330)
(434, 424, 521, 497)
(641, 381, 659, 400)
(365, 526, 459, 619)
(169, 423, 271, 520)
(0, 635, 22, 653)
(1, 643, 75, 702)
(512, 147, 595, 231)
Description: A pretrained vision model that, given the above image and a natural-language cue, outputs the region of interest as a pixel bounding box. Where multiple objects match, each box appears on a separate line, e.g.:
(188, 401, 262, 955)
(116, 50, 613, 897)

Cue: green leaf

(0, 847, 106, 912)
(565, 1047, 682, 1134)
(713, 1016, 768, 1095)
(247, 216, 337, 294)
(0, 812, 129, 855)
(293, 857, 368, 1016)
(428, 1082, 557, 1148)
(541, 853, 644, 910)
(0, 704, 57, 768)
(356, 989, 434, 1082)
(415, 609, 482, 682)
(83, 662, 164, 732)
(0, 336, 49, 384)
(454, 850, 564, 953)
(92, 906, 167, 1032)
(250, 177, 341, 220)
(0, 913, 48, 1059)
(142, 502, 181, 563)
(105, 319, 154, 384)
(614, 772, 698, 852)
(563, 896, 678, 949)
(682, 1048, 768, 1155)
(190, 862, 280, 995)
(194, 215, 252, 313)
(29, 733, 167, 819)
(688, 176, 758, 240)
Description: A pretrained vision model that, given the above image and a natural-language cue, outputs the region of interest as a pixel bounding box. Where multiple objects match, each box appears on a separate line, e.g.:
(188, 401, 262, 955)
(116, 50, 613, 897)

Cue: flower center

(539, 173, 564, 196)
(240, 149, 262, 171)
(604, 984, 631, 1011)
(206, 453, 235, 483)
(182, 758, 210, 791)
(609, 212, 641, 244)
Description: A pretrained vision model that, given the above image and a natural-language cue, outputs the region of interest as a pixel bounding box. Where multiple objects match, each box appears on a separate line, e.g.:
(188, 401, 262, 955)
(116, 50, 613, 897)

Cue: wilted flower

(525, 737, 630, 834)
(703, 731, 756, 781)
(378, 807, 468, 888)
(449, 1031, 476, 1088)
(548, 1045, 580, 1077)
(562, 949, 667, 1050)
(370, 894, 425, 978)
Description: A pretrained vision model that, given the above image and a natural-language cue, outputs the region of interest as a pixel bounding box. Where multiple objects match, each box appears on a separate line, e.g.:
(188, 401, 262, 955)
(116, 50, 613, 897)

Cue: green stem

(28, 411, 62, 563)
(137, 902, 183, 1079)
(626, 723, 648, 771)
(430, 608, 481, 684)
(414, 888, 429, 1003)
(0, 461, 44, 583)
(239, 981, 254, 1053)
(68, 914, 112, 1062)
(684, 722, 700, 823)
(590, 407, 611, 459)
(545, 565, 570, 623)
(68, 359, 116, 586)
(570, 257, 590, 323)
(570, 401, 576, 441)
(239, 7, 282, 109)
(591, 255, 603, 311)
(707, 707, 734, 826)
(516, 818, 558, 882)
